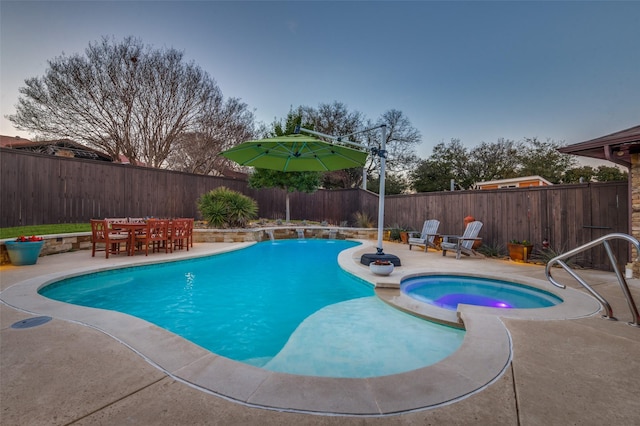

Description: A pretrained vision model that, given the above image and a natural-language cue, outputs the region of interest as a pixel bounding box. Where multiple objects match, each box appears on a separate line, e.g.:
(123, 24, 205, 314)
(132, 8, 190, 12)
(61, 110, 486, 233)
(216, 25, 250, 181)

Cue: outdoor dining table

(111, 222, 147, 256)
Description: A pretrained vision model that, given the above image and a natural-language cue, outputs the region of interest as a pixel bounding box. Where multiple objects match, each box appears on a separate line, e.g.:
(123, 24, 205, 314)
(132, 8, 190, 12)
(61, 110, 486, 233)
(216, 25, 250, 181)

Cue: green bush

(353, 211, 374, 228)
(388, 225, 402, 241)
(477, 242, 506, 258)
(531, 245, 579, 268)
(197, 187, 258, 228)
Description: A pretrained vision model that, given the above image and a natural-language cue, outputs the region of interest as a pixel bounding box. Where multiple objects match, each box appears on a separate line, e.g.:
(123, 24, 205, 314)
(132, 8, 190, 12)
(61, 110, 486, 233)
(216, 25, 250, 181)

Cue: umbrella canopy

(220, 134, 368, 172)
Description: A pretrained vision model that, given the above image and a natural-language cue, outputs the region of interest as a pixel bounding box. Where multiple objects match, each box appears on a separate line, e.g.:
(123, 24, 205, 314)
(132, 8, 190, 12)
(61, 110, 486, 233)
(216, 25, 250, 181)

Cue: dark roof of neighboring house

(218, 167, 248, 180)
(0, 135, 33, 147)
(558, 125, 640, 168)
(1, 135, 246, 175)
(0, 135, 114, 162)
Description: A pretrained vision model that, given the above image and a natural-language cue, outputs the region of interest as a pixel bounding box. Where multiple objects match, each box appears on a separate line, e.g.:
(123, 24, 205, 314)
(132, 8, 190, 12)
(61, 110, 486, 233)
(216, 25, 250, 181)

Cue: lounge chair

(441, 221, 483, 259)
(408, 219, 440, 252)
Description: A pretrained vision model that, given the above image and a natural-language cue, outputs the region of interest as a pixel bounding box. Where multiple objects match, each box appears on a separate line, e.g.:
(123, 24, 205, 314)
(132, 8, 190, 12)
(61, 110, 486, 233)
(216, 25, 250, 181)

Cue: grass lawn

(0, 223, 91, 239)
(1, 219, 331, 240)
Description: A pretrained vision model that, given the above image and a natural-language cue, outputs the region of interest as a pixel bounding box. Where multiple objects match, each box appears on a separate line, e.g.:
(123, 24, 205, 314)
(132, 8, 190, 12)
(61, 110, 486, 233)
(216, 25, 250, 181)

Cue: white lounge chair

(441, 221, 483, 259)
(408, 219, 440, 252)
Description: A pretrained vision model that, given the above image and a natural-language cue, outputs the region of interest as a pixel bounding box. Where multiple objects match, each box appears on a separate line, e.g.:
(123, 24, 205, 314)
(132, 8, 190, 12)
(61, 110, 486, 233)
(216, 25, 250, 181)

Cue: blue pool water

(402, 275, 562, 310)
(40, 240, 465, 378)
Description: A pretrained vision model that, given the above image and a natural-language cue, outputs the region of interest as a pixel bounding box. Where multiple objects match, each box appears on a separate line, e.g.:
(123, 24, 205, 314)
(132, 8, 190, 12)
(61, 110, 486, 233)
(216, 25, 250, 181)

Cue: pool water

(40, 240, 465, 378)
(401, 275, 562, 310)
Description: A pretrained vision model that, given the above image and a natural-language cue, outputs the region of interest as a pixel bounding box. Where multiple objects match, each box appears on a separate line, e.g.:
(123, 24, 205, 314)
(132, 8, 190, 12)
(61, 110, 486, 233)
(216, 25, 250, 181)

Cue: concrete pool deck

(1, 240, 639, 424)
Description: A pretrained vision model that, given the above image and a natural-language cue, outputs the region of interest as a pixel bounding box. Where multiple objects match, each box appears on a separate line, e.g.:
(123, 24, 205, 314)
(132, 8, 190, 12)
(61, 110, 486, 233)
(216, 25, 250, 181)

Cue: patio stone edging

(0, 227, 379, 265)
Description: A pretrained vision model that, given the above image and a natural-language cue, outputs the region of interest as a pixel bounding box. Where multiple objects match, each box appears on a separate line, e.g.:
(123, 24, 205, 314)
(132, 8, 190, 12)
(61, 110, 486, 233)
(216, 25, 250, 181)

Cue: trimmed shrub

(197, 187, 258, 228)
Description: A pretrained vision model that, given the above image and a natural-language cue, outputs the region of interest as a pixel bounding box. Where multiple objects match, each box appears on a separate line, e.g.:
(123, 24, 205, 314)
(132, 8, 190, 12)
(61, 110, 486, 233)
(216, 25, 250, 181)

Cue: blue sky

(1, 1, 639, 162)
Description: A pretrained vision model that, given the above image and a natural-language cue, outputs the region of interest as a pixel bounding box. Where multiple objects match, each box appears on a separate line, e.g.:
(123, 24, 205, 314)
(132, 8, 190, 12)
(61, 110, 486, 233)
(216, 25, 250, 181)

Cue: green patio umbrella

(220, 134, 368, 172)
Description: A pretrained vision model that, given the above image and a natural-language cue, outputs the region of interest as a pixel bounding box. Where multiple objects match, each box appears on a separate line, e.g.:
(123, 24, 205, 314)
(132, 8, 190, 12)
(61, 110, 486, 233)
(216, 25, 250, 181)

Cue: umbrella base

(360, 253, 401, 267)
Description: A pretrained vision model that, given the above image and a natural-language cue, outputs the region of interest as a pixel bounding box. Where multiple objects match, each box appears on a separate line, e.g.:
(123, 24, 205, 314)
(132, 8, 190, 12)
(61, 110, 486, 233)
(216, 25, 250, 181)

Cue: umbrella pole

(295, 125, 400, 265)
(376, 125, 386, 254)
(360, 124, 400, 266)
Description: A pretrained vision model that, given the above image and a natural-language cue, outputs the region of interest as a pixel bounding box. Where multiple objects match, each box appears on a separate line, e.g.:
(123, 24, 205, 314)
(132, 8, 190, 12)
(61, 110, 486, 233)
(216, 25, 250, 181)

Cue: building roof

(0, 135, 114, 162)
(217, 167, 248, 180)
(1, 135, 244, 175)
(558, 125, 640, 168)
(475, 175, 552, 188)
(0, 135, 33, 147)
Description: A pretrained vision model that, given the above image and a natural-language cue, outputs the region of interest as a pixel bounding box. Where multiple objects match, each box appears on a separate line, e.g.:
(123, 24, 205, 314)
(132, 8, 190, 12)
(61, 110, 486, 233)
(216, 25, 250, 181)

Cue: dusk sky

(1, 1, 639, 163)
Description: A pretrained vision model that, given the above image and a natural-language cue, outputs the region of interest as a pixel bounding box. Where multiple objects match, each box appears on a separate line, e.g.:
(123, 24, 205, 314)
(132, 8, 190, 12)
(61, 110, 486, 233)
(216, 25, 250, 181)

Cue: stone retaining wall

(193, 227, 378, 243)
(1, 227, 378, 265)
(0, 233, 93, 265)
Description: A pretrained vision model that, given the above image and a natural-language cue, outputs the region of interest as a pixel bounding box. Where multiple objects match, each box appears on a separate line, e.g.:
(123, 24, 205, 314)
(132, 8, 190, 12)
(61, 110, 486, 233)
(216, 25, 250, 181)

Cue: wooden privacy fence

(0, 148, 370, 226)
(384, 181, 629, 270)
(1, 149, 245, 225)
(0, 148, 629, 270)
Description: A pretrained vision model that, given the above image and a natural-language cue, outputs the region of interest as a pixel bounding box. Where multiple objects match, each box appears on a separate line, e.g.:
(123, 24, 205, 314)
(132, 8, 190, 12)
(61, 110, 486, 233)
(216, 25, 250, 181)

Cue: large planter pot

(400, 232, 410, 244)
(4, 240, 45, 265)
(369, 262, 394, 276)
(508, 243, 533, 263)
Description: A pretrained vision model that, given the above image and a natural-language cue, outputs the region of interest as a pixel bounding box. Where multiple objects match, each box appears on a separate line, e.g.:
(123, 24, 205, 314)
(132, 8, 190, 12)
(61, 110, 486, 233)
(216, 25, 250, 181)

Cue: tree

(9, 36, 241, 168)
(516, 138, 577, 183)
(309, 101, 363, 137)
(248, 109, 322, 222)
(410, 136, 575, 191)
(563, 166, 595, 183)
(410, 158, 453, 192)
(410, 139, 471, 192)
(248, 168, 321, 222)
(467, 139, 520, 184)
(361, 109, 421, 184)
(165, 98, 257, 175)
(268, 104, 421, 190)
(366, 172, 408, 195)
(410, 135, 622, 191)
(321, 168, 364, 190)
(308, 102, 366, 189)
(595, 165, 628, 182)
(280, 101, 366, 189)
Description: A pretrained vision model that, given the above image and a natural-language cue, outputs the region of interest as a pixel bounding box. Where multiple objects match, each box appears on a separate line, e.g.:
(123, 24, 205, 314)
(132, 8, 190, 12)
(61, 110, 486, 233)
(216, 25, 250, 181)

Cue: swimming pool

(39, 240, 465, 378)
(401, 275, 563, 310)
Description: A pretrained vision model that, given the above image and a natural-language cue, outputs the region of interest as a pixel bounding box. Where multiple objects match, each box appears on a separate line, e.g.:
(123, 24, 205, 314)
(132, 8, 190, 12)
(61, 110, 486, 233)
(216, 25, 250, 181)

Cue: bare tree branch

(9, 36, 240, 169)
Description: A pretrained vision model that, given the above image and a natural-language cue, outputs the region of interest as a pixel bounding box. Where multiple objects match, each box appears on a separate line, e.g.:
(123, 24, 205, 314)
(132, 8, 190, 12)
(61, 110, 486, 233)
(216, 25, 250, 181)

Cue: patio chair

(105, 217, 128, 237)
(90, 219, 129, 258)
(441, 221, 483, 260)
(135, 219, 171, 256)
(105, 217, 128, 226)
(169, 219, 190, 251)
(186, 218, 194, 247)
(408, 219, 440, 252)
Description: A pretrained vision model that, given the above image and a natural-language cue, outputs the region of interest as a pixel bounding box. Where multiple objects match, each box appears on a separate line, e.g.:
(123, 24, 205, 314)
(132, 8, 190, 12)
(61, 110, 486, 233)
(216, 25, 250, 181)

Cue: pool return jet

(221, 124, 401, 266)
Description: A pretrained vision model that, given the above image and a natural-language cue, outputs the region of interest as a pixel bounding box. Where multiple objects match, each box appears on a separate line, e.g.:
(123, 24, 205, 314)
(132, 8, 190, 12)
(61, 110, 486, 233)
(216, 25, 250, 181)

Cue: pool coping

(0, 240, 602, 416)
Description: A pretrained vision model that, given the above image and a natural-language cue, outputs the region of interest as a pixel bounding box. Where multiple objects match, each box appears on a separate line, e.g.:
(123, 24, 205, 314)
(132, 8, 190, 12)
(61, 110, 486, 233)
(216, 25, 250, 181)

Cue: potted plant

(388, 224, 411, 244)
(4, 235, 45, 265)
(388, 226, 402, 242)
(369, 259, 394, 276)
(508, 239, 534, 263)
(400, 229, 411, 244)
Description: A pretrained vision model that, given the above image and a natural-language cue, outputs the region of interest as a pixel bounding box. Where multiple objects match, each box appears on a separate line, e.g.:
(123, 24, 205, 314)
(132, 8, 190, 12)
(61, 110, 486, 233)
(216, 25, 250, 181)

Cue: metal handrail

(545, 233, 640, 327)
